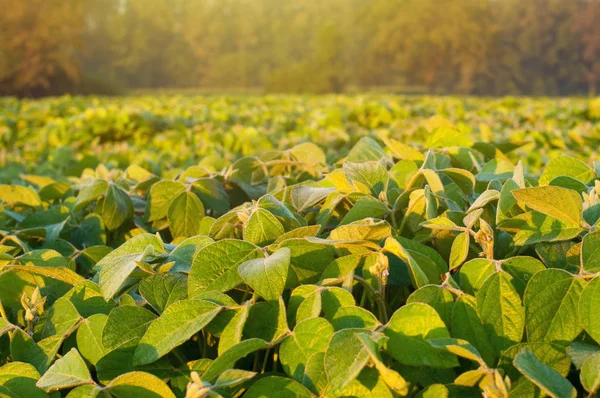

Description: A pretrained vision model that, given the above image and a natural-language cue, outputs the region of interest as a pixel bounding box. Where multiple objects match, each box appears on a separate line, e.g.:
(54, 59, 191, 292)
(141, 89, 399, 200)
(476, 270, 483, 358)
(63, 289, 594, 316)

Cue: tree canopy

(0, 0, 599, 96)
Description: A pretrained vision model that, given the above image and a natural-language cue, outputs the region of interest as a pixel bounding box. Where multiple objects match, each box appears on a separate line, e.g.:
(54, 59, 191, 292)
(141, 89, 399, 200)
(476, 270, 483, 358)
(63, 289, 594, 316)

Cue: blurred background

(0, 0, 598, 97)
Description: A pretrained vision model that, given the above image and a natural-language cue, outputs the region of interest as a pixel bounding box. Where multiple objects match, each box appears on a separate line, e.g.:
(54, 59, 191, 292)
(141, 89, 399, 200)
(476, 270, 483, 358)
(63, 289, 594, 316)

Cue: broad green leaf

(407, 285, 454, 328)
(138, 273, 188, 314)
(513, 348, 576, 398)
(0, 265, 85, 308)
(243, 298, 289, 342)
(512, 186, 582, 226)
(0, 362, 47, 398)
(330, 219, 391, 242)
(525, 269, 585, 343)
(188, 239, 262, 297)
(426, 127, 472, 148)
(102, 306, 157, 350)
(74, 179, 109, 211)
(498, 211, 582, 246)
(191, 178, 230, 214)
(105, 371, 175, 398)
(238, 247, 290, 301)
(428, 338, 486, 367)
(0, 185, 41, 207)
(581, 353, 600, 395)
(384, 303, 458, 368)
(245, 376, 313, 398)
(325, 329, 373, 392)
(280, 317, 334, 381)
(243, 208, 285, 246)
(355, 332, 409, 395)
(581, 230, 600, 272)
(76, 314, 108, 365)
(167, 191, 204, 238)
(567, 342, 600, 369)
(36, 348, 92, 392)
(63, 280, 115, 318)
(384, 237, 429, 289)
(35, 297, 82, 340)
(459, 259, 494, 295)
(476, 272, 524, 356)
(147, 181, 186, 221)
(133, 299, 221, 365)
(97, 233, 165, 300)
(346, 137, 388, 163)
(539, 156, 594, 186)
(343, 162, 388, 195)
(449, 232, 470, 270)
(500, 256, 545, 297)
(201, 339, 268, 383)
(102, 183, 132, 230)
(579, 276, 600, 344)
(218, 305, 250, 355)
(327, 306, 379, 331)
(451, 294, 497, 367)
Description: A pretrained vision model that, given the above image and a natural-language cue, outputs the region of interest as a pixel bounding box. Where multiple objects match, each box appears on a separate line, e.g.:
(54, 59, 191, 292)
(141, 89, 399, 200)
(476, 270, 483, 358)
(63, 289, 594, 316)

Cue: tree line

(0, 0, 599, 97)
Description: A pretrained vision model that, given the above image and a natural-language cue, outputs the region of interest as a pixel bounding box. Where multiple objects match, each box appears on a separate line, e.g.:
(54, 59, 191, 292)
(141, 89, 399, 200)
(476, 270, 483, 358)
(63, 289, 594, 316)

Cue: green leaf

(525, 269, 585, 343)
(191, 178, 230, 214)
(0, 362, 47, 398)
(428, 338, 487, 367)
(327, 306, 379, 331)
(0, 265, 85, 308)
(346, 137, 388, 163)
(188, 239, 262, 297)
(330, 219, 391, 242)
(355, 332, 409, 396)
(238, 247, 290, 301)
(343, 162, 388, 195)
(567, 342, 600, 369)
(35, 297, 82, 340)
(449, 232, 470, 271)
(133, 299, 221, 365)
(76, 314, 108, 366)
(579, 276, 600, 344)
(426, 127, 473, 148)
(138, 273, 188, 314)
(97, 233, 165, 300)
(476, 272, 524, 356)
(167, 191, 204, 238)
(104, 371, 175, 398)
(244, 376, 313, 398)
(0, 185, 41, 207)
(102, 183, 132, 230)
(325, 329, 373, 392)
(384, 302, 458, 368)
(243, 208, 285, 246)
(581, 230, 600, 272)
(147, 181, 186, 221)
(581, 352, 600, 395)
(539, 156, 594, 186)
(74, 179, 108, 211)
(36, 348, 93, 392)
(407, 285, 454, 328)
(218, 305, 250, 355)
(280, 317, 334, 381)
(102, 306, 157, 350)
(513, 348, 576, 398)
(201, 339, 268, 383)
(451, 294, 497, 367)
(498, 211, 582, 246)
(512, 186, 582, 226)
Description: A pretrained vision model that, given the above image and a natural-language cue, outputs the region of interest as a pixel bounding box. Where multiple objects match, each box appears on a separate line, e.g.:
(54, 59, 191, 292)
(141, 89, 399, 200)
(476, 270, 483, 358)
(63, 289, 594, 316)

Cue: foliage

(1, 0, 600, 96)
(0, 95, 600, 396)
